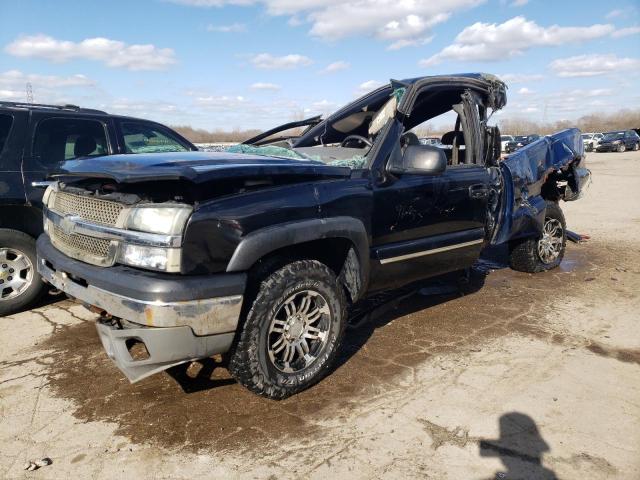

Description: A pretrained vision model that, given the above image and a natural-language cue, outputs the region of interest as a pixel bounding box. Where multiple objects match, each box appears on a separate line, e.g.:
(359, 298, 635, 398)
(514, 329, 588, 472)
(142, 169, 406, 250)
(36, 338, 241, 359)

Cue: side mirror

(388, 145, 447, 176)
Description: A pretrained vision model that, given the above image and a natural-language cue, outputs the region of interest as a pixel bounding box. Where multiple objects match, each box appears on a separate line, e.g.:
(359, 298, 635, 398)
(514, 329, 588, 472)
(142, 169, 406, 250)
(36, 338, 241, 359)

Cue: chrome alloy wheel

(0, 248, 34, 301)
(267, 289, 331, 373)
(537, 218, 563, 265)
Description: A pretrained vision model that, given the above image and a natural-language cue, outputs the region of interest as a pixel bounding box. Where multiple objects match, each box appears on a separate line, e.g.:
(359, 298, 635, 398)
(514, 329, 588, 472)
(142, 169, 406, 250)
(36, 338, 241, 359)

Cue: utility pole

(26, 82, 33, 103)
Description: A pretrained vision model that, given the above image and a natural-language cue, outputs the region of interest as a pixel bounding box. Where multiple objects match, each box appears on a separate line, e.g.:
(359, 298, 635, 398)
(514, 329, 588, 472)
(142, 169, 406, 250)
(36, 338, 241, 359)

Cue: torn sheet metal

(492, 128, 589, 245)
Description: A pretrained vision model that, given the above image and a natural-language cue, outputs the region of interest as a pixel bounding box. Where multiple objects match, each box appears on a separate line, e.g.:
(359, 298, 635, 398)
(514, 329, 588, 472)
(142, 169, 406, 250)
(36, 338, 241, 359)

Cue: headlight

(120, 204, 191, 272)
(126, 205, 192, 235)
(118, 244, 182, 272)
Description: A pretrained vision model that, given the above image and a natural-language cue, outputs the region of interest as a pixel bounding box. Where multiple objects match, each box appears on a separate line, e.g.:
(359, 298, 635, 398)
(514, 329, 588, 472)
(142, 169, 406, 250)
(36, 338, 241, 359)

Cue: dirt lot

(1, 151, 639, 479)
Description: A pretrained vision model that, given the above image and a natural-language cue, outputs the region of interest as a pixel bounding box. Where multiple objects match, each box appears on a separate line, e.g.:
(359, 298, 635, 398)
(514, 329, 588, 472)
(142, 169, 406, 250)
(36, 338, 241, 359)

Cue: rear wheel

(0, 229, 46, 316)
(509, 202, 566, 273)
(228, 259, 346, 399)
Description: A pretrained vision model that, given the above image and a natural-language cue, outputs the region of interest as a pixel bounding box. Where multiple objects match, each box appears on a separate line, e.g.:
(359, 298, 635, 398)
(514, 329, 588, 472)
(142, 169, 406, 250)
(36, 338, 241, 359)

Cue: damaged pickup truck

(36, 73, 590, 399)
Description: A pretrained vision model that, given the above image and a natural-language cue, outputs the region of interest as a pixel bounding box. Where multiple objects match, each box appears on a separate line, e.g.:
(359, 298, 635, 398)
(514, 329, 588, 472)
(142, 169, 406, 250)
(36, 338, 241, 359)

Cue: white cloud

(605, 9, 624, 19)
(510, 0, 529, 6)
(5, 35, 176, 71)
(517, 87, 534, 95)
(170, 0, 484, 49)
(249, 53, 312, 69)
(387, 34, 434, 51)
(250, 82, 281, 90)
(207, 23, 247, 32)
(307, 99, 338, 114)
(499, 73, 545, 84)
(0, 69, 96, 103)
(321, 60, 350, 73)
(611, 26, 640, 38)
(549, 54, 640, 77)
(356, 80, 384, 95)
(420, 16, 615, 66)
(192, 94, 248, 109)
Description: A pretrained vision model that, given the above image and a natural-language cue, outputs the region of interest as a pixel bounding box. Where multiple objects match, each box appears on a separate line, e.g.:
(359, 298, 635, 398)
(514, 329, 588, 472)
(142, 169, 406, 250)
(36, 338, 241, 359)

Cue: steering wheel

(341, 135, 372, 148)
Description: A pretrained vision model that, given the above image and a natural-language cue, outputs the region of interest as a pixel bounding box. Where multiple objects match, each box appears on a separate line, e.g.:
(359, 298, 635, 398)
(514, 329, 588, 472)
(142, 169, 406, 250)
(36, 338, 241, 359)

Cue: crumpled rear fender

(492, 128, 588, 245)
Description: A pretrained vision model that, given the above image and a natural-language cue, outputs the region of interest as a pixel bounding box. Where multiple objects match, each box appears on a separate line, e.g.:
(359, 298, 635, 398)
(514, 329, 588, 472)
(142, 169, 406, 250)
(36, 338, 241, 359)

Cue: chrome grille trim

(44, 207, 182, 248)
(51, 224, 112, 257)
(51, 191, 124, 226)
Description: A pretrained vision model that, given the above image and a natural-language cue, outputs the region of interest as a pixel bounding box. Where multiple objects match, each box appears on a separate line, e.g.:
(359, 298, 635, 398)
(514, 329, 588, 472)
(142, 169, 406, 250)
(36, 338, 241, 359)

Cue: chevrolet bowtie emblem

(59, 215, 81, 235)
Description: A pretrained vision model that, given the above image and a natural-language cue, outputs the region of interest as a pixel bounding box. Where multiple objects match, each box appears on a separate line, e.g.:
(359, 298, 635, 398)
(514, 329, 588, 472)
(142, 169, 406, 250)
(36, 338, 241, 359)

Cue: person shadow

(479, 412, 558, 480)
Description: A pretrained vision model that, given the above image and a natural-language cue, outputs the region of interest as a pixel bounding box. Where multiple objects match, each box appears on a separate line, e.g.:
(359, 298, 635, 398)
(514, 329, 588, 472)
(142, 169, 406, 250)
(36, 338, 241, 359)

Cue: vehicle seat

(74, 136, 97, 158)
(441, 131, 466, 164)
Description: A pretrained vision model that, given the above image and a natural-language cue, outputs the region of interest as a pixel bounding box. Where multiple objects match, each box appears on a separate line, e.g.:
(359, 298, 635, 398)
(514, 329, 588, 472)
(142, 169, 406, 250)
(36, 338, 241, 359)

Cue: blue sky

(1, 0, 639, 130)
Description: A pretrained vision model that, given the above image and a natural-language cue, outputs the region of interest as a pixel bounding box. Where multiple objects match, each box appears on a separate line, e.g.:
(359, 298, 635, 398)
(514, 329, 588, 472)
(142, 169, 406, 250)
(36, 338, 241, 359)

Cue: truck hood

(53, 151, 350, 184)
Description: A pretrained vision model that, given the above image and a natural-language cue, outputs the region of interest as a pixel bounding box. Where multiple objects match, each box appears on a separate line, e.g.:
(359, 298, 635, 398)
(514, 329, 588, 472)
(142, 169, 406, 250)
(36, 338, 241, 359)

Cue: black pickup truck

(0, 102, 197, 315)
(35, 74, 591, 399)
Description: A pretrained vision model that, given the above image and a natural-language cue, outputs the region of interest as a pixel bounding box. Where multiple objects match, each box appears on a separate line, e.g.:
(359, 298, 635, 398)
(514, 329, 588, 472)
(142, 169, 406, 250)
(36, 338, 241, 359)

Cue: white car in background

(500, 135, 514, 152)
(581, 132, 603, 152)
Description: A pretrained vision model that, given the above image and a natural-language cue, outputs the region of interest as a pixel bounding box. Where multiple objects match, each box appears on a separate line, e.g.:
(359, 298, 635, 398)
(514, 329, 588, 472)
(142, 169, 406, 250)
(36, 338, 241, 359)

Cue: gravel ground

(1, 151, 639, 479)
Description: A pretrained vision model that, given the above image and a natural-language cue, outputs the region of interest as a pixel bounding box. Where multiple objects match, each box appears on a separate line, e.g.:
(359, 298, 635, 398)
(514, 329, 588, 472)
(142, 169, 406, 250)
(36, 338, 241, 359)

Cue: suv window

(33, 117, 108, 165)
(0, 114, 13, 154)
(121, 122, 189, 154)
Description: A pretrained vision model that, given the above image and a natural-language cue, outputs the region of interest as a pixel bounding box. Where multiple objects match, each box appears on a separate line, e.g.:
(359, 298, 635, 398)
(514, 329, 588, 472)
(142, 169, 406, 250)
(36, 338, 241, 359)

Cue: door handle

(31, 181, 55, 189)
(468, 184, 489, 199)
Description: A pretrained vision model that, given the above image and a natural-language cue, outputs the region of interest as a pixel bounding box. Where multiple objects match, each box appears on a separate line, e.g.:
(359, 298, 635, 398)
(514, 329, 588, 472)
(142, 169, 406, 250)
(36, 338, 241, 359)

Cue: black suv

(34, 74, 591, 398)
(596, 130, 640, 152)
(0, 102, 197, 315)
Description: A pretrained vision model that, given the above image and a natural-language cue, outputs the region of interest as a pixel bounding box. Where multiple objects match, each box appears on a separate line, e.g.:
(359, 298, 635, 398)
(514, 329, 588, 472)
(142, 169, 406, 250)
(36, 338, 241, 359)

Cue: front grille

(52, 191, 124, 226)
(50, 224, 112, 260)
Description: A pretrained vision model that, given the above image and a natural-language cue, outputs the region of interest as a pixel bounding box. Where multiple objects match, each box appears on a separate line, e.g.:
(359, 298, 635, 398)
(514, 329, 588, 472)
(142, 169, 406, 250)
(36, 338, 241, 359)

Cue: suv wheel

(0, 229, 46, 316)
(228, 259, 346, 399)
(509, 202, 566, 273)
(634, 143, 639, 151)
(617, 143, 626, 153)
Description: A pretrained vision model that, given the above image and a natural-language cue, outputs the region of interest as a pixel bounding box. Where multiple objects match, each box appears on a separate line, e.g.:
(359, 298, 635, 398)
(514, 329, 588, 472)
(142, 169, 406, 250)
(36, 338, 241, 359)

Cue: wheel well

(248, 237, 361, 301)
(0, 205, 43, 239)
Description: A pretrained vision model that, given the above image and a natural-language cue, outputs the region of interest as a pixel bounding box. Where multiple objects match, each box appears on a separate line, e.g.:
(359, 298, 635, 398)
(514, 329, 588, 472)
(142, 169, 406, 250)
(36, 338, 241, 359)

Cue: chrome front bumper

(38, 257, 243, 336)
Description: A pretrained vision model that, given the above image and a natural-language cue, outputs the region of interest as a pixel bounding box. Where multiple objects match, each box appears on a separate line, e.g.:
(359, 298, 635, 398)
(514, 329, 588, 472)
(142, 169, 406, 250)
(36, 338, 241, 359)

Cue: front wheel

(228, 259, 347, 399)
(509, 202, 566, 273)
(633, 143, 639, 151)
(0, 229, 46, 316)
(617, 143, 626, 153)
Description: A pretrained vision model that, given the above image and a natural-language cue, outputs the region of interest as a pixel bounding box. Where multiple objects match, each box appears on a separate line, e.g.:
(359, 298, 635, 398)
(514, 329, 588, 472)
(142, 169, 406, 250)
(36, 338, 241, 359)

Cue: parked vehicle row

(22, 73, 591, 399)
(501, 130, 639, 154)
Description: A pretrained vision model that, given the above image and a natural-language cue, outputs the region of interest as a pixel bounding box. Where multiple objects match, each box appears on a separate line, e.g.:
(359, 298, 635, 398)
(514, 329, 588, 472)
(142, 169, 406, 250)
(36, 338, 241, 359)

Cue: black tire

(633, 143, 639, 151)
(617, 143, 626, 153)
(509, 202, 566, 273)
(0, 229, 46, 316)
(228, 259, 347, 399)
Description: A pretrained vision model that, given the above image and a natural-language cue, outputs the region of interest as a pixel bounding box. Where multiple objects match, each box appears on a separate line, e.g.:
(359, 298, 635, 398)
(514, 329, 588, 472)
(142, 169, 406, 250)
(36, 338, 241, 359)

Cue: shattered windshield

(603, 131, 624, 141)
(227, 85, 405, 170)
